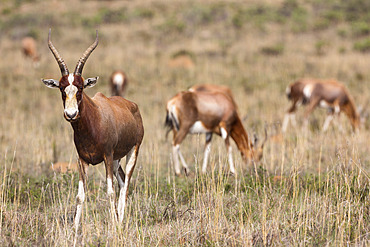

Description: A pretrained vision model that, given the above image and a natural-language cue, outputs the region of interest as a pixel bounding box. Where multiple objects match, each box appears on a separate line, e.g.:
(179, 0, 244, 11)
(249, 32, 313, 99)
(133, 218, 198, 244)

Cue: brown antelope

(110, 70, 128, 97)
(282, 78, 360, 132)
(165, 86, 266, 175)
(22, 37, 40, 67)
(41, 30, 144, 231)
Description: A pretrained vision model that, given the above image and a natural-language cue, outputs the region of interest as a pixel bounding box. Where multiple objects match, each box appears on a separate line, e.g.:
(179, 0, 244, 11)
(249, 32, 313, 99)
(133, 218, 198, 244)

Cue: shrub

(260, 43, 284, 56)
(351, 21, 370, 37)
(353, 38, 370, 52)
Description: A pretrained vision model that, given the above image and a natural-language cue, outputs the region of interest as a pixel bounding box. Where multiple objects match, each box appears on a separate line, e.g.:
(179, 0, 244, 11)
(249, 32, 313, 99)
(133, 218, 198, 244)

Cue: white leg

(178, 148, 189, 174)
(107, 177, 114, 197)
(227, 145, 235, 174)
(282, 113, 290, 132)
(117, 147, 137, 223)
(202, 142, 212, 173)
(75, 159, 88, 235)
(172, 145, 181, 175)
(221, 127, 235, 174)
(173, 144, 189, 175)
(322, 115, 333, 132)
(75, 180, 85, 231)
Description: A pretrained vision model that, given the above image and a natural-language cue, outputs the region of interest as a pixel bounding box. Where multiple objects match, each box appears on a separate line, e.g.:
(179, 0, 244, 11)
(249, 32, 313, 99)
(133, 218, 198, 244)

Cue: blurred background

(0, 0, 369, 245)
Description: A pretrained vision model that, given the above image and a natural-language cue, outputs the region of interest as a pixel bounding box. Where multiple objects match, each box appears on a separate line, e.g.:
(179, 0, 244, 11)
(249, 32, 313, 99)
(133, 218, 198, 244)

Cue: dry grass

(0, 0, 369, 246)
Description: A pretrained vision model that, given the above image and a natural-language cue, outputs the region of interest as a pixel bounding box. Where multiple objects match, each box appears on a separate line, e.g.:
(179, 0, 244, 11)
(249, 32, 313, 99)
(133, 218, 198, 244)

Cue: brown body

(189, 84, 237, 108)
(166, 86, 265, 175)
(22, 37, 40, 66)
(283, 78, 359, 132)
(42, 30, 144, 233)
(110, 70, 128, 97)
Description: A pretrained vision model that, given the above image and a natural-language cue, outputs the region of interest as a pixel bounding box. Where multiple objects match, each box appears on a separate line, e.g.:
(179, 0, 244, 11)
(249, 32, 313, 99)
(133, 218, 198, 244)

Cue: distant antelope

(22, 37, 40, 67)
(41, 30, 144, 231)
(165, 86, 266, 175)
(282, 78, 360, 132)
(110, 70, 128, 97)
(51, 162, 78, 173)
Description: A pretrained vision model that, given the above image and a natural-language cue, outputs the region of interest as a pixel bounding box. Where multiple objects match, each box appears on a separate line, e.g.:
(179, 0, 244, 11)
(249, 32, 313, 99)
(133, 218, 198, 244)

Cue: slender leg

(202, 133, 212, 173)
(172, 145, 182, 175)
(75, 158, 88, 233)
(178, 147, 189, 175)
(113, 159, 125, 189)
(172, 145, 190, 175)
(283, 100, 299, 132)
(303, 98, 320, 130)
(104, 154, 116, 222)
(117, 145, 140, 223)
(322, 114, 334, 132)
(282, 113, 290, 133)
(172, 125, 191, 175)
(221, 126, 235, 174)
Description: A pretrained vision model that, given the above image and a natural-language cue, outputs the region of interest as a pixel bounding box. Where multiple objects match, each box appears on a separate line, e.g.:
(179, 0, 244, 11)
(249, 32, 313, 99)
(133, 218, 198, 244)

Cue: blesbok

(165, 86, 266, 175)
(22, 37, 40, 67)
(41, 30, 144, 231)
(282, 78, 360, 132)
(110, 70, 128, 97)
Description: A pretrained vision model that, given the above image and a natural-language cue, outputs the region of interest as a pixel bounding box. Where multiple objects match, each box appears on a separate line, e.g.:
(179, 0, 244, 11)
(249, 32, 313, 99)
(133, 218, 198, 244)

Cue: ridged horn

(48, 29, 69, 76)
(74, 30, 99, 76)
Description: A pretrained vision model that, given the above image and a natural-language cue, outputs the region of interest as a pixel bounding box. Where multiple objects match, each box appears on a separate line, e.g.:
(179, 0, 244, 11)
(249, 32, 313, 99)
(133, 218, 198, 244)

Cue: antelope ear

(84, 76, 99, 88)
(42, 79, 59, 88)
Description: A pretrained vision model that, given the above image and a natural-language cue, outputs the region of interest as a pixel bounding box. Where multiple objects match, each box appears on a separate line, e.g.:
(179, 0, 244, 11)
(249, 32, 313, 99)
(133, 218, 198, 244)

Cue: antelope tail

(165, 111, 179, 138)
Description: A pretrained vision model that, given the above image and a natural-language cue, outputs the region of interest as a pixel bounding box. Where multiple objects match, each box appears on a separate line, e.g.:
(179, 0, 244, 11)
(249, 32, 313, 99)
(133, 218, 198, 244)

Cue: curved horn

(74, 30, 99, 76)
(48, 29, 69, 76)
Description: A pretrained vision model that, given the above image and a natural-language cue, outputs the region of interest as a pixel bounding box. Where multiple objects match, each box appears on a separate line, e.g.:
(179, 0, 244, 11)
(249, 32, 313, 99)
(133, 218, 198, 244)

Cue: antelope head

(251, 126, 268, 162)
(42, 29, 99, 122)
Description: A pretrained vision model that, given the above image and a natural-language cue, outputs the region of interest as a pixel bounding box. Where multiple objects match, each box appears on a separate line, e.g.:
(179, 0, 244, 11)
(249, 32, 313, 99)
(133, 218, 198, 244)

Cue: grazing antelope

(21, 37, 40, 67)
(110, 70, 128, 97)
(41, 30, 144, 231)
(282, 78, 360, 132)
(165, 86, 266, 175)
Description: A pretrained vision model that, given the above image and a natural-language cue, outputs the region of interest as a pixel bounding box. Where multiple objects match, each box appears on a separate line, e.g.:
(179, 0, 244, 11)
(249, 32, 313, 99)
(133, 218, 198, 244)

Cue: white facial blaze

(64, 74, 79, 118)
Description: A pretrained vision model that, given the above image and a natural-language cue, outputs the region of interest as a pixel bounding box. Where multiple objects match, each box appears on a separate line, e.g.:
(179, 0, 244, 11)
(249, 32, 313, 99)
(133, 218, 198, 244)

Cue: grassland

(0, 0, 369, 246)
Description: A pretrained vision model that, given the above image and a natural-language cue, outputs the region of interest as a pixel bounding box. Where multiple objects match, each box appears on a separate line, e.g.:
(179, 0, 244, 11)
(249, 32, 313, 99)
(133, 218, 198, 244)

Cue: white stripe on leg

(75, 180, 85, 231)
(228, 145, 235, 174)
(202, 142, 211, 173)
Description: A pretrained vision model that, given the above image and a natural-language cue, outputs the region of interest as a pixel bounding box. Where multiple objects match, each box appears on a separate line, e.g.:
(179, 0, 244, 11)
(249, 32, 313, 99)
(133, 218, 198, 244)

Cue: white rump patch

(285, 86, 291, 95)
(113, 74, 124, 87)
(303, 84, 314, 99)
(189, 121, 210, 134)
